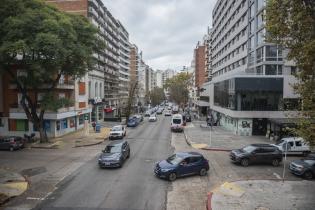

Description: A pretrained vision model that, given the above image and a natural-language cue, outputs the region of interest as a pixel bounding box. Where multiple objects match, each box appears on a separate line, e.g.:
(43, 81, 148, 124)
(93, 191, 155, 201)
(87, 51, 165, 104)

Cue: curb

(74, 139, 104, 148)
(183, 131, 231, 152)
(206, 192, 213, 210)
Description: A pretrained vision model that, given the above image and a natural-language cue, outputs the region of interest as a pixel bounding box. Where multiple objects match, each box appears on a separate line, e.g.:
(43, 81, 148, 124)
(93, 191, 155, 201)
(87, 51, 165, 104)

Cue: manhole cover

(21, 167, 47, 177)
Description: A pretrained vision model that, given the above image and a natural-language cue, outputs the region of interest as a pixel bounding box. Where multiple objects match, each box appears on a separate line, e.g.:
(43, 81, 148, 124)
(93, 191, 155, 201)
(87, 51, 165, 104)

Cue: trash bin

(95, 124, 101, 133)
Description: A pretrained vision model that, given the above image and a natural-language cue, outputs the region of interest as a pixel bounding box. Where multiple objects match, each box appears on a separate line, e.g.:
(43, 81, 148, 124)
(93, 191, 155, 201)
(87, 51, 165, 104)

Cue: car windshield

(104, 145, 121, 153)
(112, 127, 121, 131)
(276, 140, 285, 145)
(166, 154, 183, 165)
(242, 145, 256, 153)
(173, 119, 181, 124)
(303, 160, 315, 165)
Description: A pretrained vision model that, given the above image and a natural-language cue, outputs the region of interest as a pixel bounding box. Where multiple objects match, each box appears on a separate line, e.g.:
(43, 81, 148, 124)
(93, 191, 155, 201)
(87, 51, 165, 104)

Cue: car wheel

(168, 173, 177, 181)
(9, 147, 14, 152)
(272, 159, 280, 167)
(240, 158, 249, 167)
(304, 171, 313, 179)
(127, 151, 130, 159)
(199, 168, 207, 176)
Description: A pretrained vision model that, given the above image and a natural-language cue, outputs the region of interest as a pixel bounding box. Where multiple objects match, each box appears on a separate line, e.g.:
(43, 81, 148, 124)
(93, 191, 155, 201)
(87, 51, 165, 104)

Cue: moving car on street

(127, 117, 139, 127)
(149, 114, 157, 122)
(156, 108, 163, 115)
(0, 136, 25, 151)
(289, 153, 315, 179)
(230, 144, 283, 167)
(98, 140, 130, 168)
(109, 125, 126, 140)
(171, 114, 184, 132)
(184, 113, 192, 122)
(154, 152, 209, 181)
(164, 110, 172, 116)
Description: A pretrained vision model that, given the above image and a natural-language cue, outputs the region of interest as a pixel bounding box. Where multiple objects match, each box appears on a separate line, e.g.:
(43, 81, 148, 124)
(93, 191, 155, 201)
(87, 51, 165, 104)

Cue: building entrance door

(252, 118, 267, 135)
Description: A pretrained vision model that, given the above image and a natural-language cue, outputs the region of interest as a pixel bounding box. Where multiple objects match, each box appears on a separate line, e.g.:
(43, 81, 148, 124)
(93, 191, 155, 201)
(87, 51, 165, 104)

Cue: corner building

(209, 0, 298, 137)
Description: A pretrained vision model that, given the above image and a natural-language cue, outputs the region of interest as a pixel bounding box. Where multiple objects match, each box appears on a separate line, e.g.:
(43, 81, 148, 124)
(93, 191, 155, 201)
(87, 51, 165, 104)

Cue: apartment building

(130, 45, 139, 83)
(0, 70, 90, 138)
(155, 70, 164, 88)
(194, 42, 206, 89)
(204, 28, 214, 82)
(209, 0, 298, 137)
(117, 22, 131, 108)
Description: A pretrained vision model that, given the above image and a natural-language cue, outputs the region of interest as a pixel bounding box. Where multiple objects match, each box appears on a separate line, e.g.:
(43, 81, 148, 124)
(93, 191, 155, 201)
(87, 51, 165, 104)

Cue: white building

(155, 70, 164, 88)
(208, 0, 298, 137)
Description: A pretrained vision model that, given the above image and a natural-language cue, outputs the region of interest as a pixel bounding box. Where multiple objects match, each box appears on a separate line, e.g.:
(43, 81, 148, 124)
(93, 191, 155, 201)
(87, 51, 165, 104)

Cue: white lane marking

(273, 172, 282, 179)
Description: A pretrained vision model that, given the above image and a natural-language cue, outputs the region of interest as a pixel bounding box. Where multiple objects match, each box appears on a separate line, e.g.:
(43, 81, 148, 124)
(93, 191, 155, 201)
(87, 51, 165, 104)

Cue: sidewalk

(27, 126, 111, 149)
(0, 169, 28, 205)
(184, 121, 272, 151)
(209, 180, 315, 210)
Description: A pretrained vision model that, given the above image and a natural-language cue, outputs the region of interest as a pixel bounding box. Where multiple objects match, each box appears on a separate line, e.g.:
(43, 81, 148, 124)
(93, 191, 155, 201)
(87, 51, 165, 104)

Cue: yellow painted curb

(191, 143, 208, 149)
(0, 181, 28, 197)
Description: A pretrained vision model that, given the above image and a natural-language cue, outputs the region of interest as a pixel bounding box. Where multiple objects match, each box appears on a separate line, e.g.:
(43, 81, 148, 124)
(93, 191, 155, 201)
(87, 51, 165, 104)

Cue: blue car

(154, 152, 209, 181)
(127, 117, 139, 127)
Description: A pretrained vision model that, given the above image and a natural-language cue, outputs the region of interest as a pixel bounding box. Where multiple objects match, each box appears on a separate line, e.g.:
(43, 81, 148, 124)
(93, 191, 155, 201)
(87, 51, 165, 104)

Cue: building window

(266, 45, 277, 61)
(257, 11, 264, 29)
(250, 3, 255, 18)
(256, 29, 264, 46)
(256, 66, 263, 75)
(291, 66, 297, 75)
(62, 119, 68, 129)
(79, 82, 86, 95)
(56, 121, 60, 131)
(248, 52, 255, 66)
(0, 118, 4, 127)
(256, 0, 265, 12)
(265, 65, 277, 75)
(95, 82, 98, 97)
(9, 119, 29, 131)
(88, 81, 91, 98)
(70, 118, 75, 128)
(256, 47, 264, 63)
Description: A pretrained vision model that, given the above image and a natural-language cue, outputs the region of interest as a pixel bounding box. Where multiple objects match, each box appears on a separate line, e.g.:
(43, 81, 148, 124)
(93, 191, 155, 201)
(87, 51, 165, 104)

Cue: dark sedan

(0, 136, 25, 151)
(289, 154, 315, 179)
(230, 144, 283, 167)
(98, 140, 130, 168)
(154, 152, 209, 181)
(127, 118, 139, 127)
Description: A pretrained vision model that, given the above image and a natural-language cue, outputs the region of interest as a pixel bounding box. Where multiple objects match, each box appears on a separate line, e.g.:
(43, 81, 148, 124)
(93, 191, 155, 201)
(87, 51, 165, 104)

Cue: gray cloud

(103, 0, 216, 70)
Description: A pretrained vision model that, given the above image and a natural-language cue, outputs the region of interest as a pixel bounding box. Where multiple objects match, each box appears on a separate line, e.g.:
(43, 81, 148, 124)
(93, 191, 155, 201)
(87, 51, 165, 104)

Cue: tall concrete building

(204, 28, 213, 82)
(209, 0, 298, 137)
(47, 0, 131, 121)
(117, 22, 131, 107)
(155, 70, 164, 88)
(129, 44, 139, 83)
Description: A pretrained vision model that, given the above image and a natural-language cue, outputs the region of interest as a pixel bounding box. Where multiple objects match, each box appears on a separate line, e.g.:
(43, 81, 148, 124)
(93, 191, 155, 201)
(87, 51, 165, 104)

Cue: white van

(273, 137, 311, 156)
(171, 114, 184, 132)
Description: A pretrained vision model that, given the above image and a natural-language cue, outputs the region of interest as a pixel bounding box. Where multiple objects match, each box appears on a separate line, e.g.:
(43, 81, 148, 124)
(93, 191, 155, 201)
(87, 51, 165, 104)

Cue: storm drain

(21, 166, 47, 177)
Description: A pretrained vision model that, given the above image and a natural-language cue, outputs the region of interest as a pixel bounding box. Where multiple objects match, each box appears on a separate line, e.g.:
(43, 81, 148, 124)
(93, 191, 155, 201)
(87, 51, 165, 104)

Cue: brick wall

(195, 46, 206, 88)
(46, 0, 88, 16)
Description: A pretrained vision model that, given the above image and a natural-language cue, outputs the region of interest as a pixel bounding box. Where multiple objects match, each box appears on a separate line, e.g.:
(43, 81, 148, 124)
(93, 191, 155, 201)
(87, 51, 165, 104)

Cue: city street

(32, 115, 172, 210)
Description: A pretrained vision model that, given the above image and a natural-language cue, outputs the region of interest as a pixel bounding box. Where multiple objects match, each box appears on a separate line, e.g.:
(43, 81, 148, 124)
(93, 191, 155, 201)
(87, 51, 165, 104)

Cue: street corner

(191, 143, 208, 149)
(90, 127, 111, 140)
(0, 169, 28, 205)
(209, 180, 315, 210)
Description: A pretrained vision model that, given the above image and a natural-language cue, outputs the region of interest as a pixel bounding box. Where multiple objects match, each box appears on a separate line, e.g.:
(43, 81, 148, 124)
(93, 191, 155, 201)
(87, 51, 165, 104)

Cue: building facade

(194, 42, 206, 89)
(209, 0, 298, 137)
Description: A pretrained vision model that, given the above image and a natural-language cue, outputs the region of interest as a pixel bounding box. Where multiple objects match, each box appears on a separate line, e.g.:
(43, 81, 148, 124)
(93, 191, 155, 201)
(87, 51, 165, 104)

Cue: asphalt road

(35, 114, 173, 210)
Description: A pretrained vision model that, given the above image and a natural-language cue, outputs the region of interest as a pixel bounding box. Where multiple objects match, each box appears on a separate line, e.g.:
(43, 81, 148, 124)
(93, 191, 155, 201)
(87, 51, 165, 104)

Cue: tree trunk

(38, 123, 48, 143)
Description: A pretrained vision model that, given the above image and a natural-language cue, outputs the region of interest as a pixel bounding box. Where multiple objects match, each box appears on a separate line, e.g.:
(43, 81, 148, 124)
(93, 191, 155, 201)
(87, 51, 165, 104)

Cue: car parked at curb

(154, 152, 209, 181)
(0, 136, 25, 151)
(171, 114, 184, 132)
(289, 153, 315, 179)
(230, 144, 283, 167)
(109, 125, 126, 140)
(98, 140, 130, 168)
(272, 137, 311, 156)
(164, 110, 172, 116)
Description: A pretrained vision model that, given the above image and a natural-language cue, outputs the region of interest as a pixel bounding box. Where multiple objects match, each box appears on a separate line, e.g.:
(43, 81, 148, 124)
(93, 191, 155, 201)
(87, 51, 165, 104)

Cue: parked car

(154, 152, 209, 181)
(273, 137, 311, 156)
(0, 136, 25, 151)
(127, 118, 139, 127)
(98, 140, 130, 168)
(289, 153, 315, 179)
(172, 106, 179, 114)
(230, 144, 283, 167)
(171, 114, 184, 132)
(149, 114, 157, 122)
(109, 125, 126, 140)
(164, 110, 172, 116)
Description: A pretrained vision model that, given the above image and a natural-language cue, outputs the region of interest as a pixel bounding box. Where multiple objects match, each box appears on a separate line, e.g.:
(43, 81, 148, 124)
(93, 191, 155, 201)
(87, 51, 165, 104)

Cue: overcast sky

(103, 0, 216, 70)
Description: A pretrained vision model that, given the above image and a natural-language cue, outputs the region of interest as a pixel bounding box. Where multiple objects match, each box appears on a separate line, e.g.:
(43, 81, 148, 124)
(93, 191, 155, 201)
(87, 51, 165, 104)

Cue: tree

(149, 87, 165, 106)
(0, 0, 103, 142)
(266, 0, 315, 146)
(124, 81, 138, 125)
(164, 72, 191, 107)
